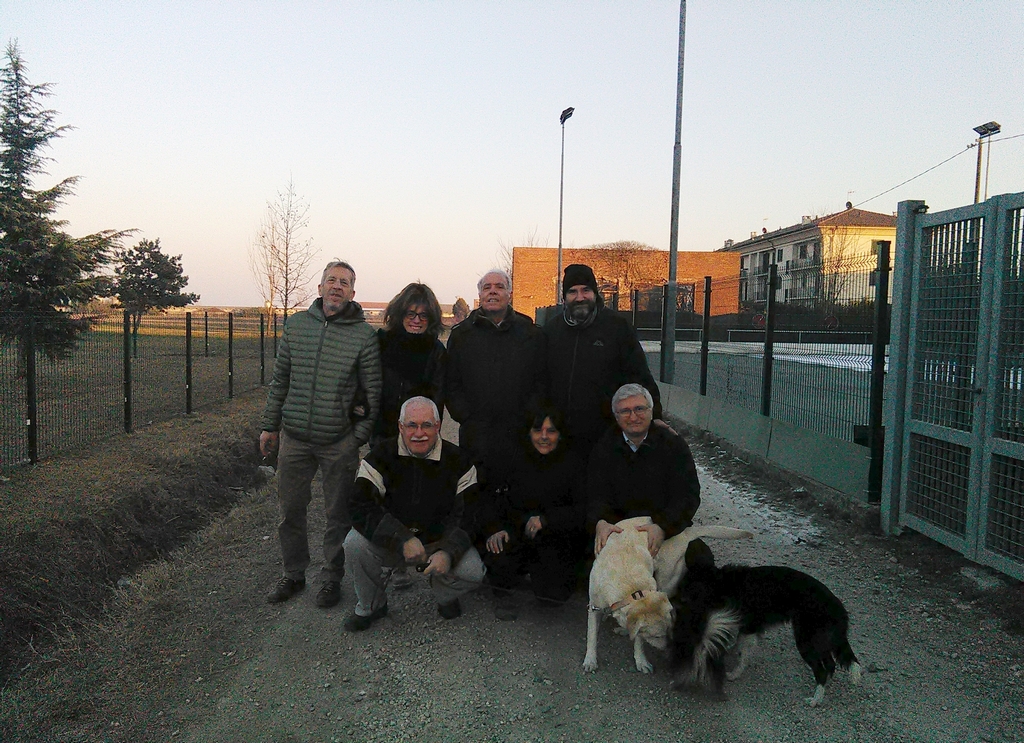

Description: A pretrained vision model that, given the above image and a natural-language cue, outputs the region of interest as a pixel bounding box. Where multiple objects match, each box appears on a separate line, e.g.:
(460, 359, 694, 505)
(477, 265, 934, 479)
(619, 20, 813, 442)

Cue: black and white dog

(669, 541, 861, 707)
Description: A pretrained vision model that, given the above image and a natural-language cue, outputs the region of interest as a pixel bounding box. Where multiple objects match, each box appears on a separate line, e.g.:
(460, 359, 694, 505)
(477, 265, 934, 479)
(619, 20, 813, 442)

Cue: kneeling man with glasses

(343, 396, 484, 631)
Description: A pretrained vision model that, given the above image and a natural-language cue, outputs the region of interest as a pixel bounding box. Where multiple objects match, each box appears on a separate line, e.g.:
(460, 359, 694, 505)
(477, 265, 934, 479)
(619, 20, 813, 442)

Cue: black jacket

(586, 425, 700, 539)
(444, 307, 547, 471)
(350, 437, 477, 563)
(374, 328, 446, 439)
(544, 306, 662, 454)
(479, 440, 586, 541)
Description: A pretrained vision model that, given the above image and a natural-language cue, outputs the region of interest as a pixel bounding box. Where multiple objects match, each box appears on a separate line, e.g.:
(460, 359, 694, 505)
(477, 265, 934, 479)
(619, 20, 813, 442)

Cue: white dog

(583, 517, 754, 674)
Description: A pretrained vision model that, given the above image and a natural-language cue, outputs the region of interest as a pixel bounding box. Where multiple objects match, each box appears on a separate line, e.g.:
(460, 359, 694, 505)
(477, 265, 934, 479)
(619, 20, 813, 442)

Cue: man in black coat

(445, 268, 547, 490)
(587, 383, 700, 558)
(544, 264, 662, 456)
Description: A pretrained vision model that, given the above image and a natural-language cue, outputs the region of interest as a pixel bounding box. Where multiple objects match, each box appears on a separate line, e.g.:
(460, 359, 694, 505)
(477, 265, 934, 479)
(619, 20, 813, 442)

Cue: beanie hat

(562, 264, 598, 297)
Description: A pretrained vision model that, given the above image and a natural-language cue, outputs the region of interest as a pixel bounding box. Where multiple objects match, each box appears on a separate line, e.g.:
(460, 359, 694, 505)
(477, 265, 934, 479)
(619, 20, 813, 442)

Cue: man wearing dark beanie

(543, 263, 662, 456)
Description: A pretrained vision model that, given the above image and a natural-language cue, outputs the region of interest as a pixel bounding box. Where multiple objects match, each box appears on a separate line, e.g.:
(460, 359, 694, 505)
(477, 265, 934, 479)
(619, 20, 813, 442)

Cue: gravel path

(165, 459, 1023, 743)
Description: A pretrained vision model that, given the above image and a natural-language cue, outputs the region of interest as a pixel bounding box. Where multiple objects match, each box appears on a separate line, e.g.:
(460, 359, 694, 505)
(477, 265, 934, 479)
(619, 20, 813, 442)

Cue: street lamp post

(973, 121, 1000, 204)
(557, 106, 574, 304)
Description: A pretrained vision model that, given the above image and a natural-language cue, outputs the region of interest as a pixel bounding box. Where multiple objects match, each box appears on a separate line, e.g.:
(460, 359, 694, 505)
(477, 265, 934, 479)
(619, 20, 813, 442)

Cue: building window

(798, 243, 808, 259)
(776, 249, 783, 262)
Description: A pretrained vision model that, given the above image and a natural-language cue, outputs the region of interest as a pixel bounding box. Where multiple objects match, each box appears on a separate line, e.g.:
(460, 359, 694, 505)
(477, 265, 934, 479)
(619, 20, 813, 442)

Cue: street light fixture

(556, 106, 574, 303)
(973, 121, 1000, 203)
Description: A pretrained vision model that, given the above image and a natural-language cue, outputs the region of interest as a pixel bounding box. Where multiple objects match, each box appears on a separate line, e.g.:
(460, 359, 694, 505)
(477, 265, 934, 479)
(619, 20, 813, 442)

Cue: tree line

(0, 41, 197, 363)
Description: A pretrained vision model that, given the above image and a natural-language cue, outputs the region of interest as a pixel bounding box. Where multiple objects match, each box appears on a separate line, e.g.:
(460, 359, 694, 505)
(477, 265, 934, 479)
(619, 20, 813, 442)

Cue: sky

(4, 1, 1023, 307)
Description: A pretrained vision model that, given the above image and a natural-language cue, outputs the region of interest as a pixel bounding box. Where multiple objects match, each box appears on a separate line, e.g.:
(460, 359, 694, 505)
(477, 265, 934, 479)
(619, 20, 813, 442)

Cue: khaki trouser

(344, 529, 486, 616)
(276, 430, 359, 582)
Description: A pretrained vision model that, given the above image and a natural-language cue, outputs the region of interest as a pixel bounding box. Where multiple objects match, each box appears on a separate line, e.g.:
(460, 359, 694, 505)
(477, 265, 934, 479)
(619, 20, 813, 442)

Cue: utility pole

(660, 0, 686, 382)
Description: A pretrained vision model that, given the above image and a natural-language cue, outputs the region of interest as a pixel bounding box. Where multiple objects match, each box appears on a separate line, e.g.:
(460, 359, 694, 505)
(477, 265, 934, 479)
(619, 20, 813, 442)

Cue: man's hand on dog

(486, 531, 509, 554)
(594, 519, 623, 555)
(524, 516, 544, 539)
(636, 522, 665, 557)
(259, 431, 279, 457)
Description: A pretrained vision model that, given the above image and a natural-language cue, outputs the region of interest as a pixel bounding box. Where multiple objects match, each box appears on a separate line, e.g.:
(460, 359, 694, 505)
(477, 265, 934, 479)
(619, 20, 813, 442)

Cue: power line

(854, 132, 1021, 209)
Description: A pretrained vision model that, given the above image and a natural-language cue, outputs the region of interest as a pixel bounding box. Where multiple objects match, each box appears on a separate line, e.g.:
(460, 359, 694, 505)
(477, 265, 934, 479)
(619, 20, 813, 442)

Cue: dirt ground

(2, 412, 1023, 743)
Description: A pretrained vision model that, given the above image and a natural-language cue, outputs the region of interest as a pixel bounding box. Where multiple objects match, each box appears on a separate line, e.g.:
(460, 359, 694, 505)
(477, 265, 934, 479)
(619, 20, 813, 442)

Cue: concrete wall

(657, 381, 871, 501)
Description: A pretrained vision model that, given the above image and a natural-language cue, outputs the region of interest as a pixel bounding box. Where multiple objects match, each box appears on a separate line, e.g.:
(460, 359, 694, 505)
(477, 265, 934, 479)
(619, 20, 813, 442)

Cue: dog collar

(602, 590, 646, 613)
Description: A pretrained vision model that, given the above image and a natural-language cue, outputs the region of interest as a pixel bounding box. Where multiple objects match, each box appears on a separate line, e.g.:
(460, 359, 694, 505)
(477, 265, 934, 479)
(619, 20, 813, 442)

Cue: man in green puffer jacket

(259, 260, 382, 609)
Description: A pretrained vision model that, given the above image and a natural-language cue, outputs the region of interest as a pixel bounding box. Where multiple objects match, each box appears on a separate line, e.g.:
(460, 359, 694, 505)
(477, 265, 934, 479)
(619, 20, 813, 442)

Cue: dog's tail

(836, 641, 861, 685)
(678, 607, 740, 686)
(655, 526, 754, 593)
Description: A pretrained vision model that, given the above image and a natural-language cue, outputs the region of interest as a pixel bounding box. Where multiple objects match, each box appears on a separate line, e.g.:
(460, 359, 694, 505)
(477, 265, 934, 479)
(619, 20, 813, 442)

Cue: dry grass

(0, 391, 266, 684)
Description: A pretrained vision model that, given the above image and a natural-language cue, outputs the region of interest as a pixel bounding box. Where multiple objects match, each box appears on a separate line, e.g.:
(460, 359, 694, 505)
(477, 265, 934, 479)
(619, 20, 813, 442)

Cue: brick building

(510, 246, 740, 321)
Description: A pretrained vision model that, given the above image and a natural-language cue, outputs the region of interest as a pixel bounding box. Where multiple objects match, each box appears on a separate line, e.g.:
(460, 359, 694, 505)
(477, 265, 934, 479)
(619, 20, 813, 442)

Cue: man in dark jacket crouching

(343, 396, 485, 631)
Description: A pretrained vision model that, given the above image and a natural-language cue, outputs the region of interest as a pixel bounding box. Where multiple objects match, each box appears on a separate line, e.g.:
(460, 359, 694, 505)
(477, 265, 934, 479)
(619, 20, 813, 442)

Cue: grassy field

(1, 313, 269, 469)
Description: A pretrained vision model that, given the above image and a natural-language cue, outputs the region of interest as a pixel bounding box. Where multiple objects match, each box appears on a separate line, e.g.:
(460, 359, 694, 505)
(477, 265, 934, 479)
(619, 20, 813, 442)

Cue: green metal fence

(0, 309, 273, 470)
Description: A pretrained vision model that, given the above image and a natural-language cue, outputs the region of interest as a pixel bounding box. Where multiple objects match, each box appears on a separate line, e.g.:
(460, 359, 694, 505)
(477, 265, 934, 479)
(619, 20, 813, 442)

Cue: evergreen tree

(114, 238, 199, 351)
(0, 41, 126, 360)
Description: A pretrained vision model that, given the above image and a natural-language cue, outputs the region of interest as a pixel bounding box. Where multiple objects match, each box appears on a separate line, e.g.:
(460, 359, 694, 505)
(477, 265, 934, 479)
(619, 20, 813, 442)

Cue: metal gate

(882, 192, 1024, 580)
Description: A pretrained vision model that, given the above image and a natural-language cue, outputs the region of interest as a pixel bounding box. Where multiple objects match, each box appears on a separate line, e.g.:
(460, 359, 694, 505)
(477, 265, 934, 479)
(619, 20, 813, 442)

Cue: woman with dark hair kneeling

(480, 405, 586, 620)
(374, 282, 447, 445)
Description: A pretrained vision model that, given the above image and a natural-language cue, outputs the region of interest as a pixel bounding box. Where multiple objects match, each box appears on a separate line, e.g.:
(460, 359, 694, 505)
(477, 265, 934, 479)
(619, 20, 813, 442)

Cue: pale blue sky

(4, 1, 1023, 306)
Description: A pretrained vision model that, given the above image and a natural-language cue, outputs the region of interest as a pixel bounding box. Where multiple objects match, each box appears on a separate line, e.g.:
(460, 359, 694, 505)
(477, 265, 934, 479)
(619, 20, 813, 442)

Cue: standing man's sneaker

(267, 577, 305, 604)
(316, 580, 341, 608)
(437, 600, 462, 620)
(343, 604, 388, 632)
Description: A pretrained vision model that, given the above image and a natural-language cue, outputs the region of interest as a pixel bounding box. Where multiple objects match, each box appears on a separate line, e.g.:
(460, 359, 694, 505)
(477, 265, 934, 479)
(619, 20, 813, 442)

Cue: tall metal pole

(974, 136, 984, 204)
(660, 0, 686, 383)
(557, 106, 574, 304)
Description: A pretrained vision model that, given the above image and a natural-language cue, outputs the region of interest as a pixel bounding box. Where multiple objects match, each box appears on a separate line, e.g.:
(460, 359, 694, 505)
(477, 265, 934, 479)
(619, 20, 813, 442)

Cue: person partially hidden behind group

(343, 396, 486, 631)
(479, 403, 586, 621)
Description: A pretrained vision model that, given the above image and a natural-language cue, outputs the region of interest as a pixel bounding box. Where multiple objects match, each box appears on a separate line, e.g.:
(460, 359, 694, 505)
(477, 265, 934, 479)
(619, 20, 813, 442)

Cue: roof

(718, 207, 896, 252)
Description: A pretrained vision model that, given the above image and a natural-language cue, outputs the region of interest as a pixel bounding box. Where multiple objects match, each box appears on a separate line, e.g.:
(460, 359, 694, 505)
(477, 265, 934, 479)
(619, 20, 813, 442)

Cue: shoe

(266, 577, 305, 604)
(343, 603, 388, 632)
(437, 600, 462, 620)
(391, 567, 414, 591)
(316, 580, 341, 608)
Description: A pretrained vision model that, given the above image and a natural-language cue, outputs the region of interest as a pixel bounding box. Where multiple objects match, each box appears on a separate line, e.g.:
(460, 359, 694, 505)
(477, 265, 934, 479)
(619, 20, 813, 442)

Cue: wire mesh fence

(1, 309, 273, 470)
(641, 253, 888, 443)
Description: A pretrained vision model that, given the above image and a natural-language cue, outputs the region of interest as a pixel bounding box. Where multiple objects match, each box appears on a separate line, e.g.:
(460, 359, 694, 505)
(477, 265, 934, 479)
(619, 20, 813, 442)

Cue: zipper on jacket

(305, 318, 330, 435)
(565, 332, 580, 423)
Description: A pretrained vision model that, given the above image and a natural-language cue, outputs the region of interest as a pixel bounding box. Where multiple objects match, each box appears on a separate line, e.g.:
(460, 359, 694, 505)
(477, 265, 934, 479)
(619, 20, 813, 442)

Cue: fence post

(631, 289, 639, 329)
(760, 264, 778, 417)
(273, 311, 278, 358)
(204, 310, 209, 357)
(228, 312, 234, 399)
(123, 310, 132, 433)
(186, 312, 193, 414)
(25, 318, 38, 464)
(659, 284, 671, 382)
(868, 241, 892, 502)
(700, 276, 712, 396)
(260, 314, 266, 385)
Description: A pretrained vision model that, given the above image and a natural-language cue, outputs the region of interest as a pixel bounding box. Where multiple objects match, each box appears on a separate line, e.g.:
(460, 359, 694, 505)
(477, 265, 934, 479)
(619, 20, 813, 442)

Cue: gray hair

(321, 260, 356, 286)
(399, 395, 440, 424)
(612, 383, 653, 412)
(477, 268, 512, 292)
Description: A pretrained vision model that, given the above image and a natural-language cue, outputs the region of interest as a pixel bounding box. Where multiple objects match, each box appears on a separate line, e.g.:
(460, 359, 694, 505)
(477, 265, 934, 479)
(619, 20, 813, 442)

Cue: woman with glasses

(478, 403, 586, 620)
(374, 283, 447, 446)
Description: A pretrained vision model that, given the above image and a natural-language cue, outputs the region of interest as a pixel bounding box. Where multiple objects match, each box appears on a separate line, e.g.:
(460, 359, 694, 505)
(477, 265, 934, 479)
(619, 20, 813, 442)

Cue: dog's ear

(685, 538, 715, 570)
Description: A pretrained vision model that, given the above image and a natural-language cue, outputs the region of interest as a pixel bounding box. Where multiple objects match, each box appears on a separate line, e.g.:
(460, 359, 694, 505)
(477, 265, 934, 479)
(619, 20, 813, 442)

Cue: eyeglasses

(614, 405, 651, 418)
(401, 421, 437, 432)
(404, 310, 430, 321)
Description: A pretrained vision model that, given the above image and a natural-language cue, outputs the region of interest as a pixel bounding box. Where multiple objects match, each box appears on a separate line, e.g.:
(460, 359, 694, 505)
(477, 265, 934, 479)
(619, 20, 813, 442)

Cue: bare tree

(496, 226, 547, 279)
(248, 179, 319, 316)
(816, 221, 859, 310)
(582, 240, 663, 308)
